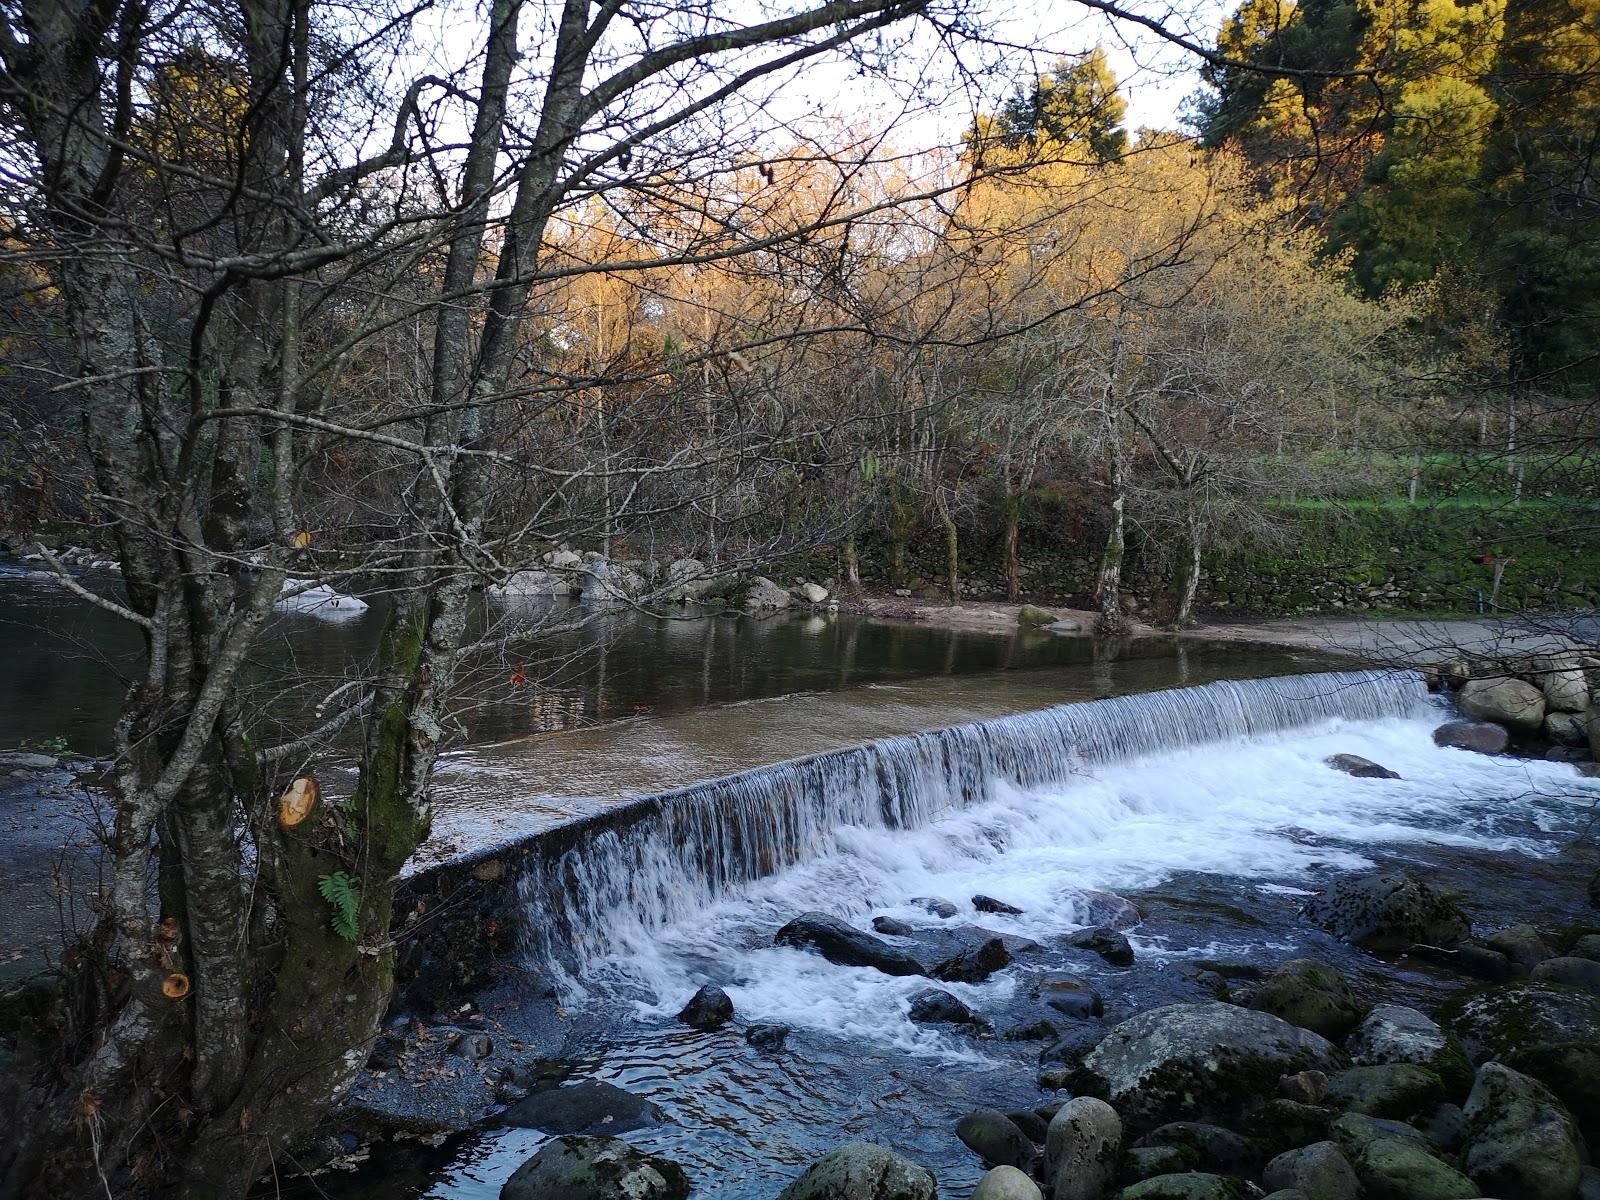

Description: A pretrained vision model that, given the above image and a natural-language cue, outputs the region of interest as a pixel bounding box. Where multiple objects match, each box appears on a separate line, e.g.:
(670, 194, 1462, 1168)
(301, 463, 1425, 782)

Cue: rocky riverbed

(271, 658, 1600, 1200)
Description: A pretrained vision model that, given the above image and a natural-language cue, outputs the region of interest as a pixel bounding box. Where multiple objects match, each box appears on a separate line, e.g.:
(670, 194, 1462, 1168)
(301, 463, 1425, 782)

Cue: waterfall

(517, 669, 1432, 976)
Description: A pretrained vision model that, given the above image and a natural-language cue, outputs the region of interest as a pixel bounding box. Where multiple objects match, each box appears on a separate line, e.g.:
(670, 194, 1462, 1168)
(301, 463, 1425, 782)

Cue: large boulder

(1431, 721, 1509, 755)
(1346, 1005, 1471, 1093)
(776, 1144, 936, 1200)
(1540, 667, 1591, 712)
(1068, 890, 1145, 930)
(491, 568, 575, 598)
(1324, 1064, 1445, 1121)
(796, 582, 830, 605)
(501, 1081, 664, 1135)
(1530, 955, 1600, 995)
(957, 1109, 1035, 1171)
(1118, 1175, 1247, 1200)
(1439, 980, 1600, 1061)
(1262, 1141, 1360, 1200)
(1135, 1124, 1256, 1176)
(1300, 872, 1470, 952)
(1347, 1135, 1479, 1200)
(1457, 677, 1546, 732)
(1046, 1096, 1123, 1200)
(1545, 711, 1589, 746)
(499, 1135, 689, 1200)
(1502, 1040, 1600, 1134)
(1250, 959, 1364, 1040)
(775, 913, 924, 976)
(744, 575, 793, 611)
(930, 936, 1013, 983)
(579, 560, 646, 605)
(1074, 1002, 1347, 1133)
(665, 557, 729, 602)
(1483, 924, 1554, 972)
(1462, 1062, 1582, 1200)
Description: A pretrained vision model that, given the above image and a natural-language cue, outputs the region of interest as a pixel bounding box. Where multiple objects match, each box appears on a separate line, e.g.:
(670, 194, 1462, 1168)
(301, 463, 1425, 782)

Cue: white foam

(275, 579, 369, 618)
(570, 714, 1596, 1053)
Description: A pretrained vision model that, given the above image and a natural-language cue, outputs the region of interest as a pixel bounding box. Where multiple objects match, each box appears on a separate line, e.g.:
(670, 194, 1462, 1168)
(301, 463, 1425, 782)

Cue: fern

(316, 871, 361, 942)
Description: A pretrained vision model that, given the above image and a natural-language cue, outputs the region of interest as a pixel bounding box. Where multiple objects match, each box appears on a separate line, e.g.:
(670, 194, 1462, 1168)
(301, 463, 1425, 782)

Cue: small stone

(449, 1031, 493, 1059)
(1263, 1141, 1359, 1200)
(1066, 926, 1135, 966)
(1121, 1146, 1194, 1184)
(911, 896, 958, 919)
(1280, 1070, 1330, 1104)
(973, 894, 1025, 915)
(1325, 753, 1400, 779)
(777, 1144, 935, 1200)
(1002, 1019, 1059, 1042)
(1484, 924, 1554, 972)
(1034, 972, 1105, 1020)
(907, 987, 987, 1029)
(872, 916, 912, 936)
(745, 1023, 789, 1051)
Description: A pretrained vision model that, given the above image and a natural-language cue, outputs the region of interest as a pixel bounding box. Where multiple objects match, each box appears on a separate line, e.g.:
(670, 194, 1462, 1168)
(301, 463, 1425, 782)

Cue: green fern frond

(316, 871, 361, 942)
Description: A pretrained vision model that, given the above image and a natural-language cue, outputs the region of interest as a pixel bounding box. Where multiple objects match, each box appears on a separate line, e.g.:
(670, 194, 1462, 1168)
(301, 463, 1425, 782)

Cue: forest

(0, 0, 1597, 1193)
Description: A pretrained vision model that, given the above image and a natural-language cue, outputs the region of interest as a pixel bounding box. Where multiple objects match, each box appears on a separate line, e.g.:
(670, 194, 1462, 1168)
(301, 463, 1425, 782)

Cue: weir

(512, 668, 1432, 978)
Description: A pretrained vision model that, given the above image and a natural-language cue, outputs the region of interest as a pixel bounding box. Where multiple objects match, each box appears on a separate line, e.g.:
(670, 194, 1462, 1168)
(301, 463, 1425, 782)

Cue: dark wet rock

(1118, 1174, 1247, 1200)
(872, 916, 912, 937)
(1325, 753, 1400, 780)
(1004, 1108, 1050, 1143)
(1462, 1062, 1581, 1200)
(1329, 1112, 1438, 1156)
(449, 1030, 493, 1059)
(1458, 676, 1546, 731)
(1301, 872, 1470, 953)
(1040, 1022, 1110, 1071)
(1484, 924, 1554, 972)
(1431, 720, 1509, 755)
(1263, 1141, 1359, 1200)
(1571, 933, 1600, 961)
(775, 912, 925, 976)
(1122, 1146, 1196, 1184)
(1503, 1039, 1600, 1133)
(1002, 1019, 1060, 1042)
(957, 1108, 1036, 1170)
(1038, 1066, 1075, 1091)
(1074, 1002, 1347, 1133)
(1251, 959, 1364, 1040)
(677, 984, 733, 1032)
(1280, 1070, 1330, 1104)
(776, 1143, 936, 1200)
(1410, 942, 1513, 981)
(907, 987, 987, 1029)
(1326, 1064, 1445, 1120)
(1347, 1136, 1479, 1200)
(746, 1023, 789, 1051)
(1174, 964, 1229, 999)
(1247, 1100, 1337, 1158)
(930, 936, 1012, 983)
(1033, 972, 1105, 1020)
(1066, 925, 1135, 966)
(1422, 1103, 1466, 1152)
(1347, 1005, 1471, 1094)
(1136, 1123, 1256, 1175)
(973, 894, 1024, 915)
(1582, 1165, 1600, 1200)
(911, 896, 958, 919)
(1530, 954, 1600, 995)
(1439, 980, 1600, 1060)
(1045, 1095, 1123, 1200)
(501, 1081, 664, 1135)
(499, 1135, 690, 1200)
(367, 1032, 405, 1071)
(972, 1165, 1044, 1200)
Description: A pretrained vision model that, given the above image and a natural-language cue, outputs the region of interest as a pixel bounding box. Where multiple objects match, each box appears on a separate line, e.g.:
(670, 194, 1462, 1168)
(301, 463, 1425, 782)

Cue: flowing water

(318, 670, 1599, 1200)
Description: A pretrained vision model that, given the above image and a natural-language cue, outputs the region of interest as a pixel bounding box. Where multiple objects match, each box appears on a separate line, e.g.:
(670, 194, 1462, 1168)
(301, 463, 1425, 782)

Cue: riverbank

(851, 592, 1597, 667)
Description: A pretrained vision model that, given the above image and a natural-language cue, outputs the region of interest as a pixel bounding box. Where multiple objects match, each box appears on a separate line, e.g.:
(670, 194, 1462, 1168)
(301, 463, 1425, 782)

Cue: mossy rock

(1325, 1064, 1446, 1121)
(1437, 981, 1600, 1061)
(776, 1144, 936, 1200)
(1349, 1136, 1480, 1200)
(1250, 959, 1364, 1040)
(1504, 1040, 1600, 1132)
(1119, 1173, 1247, 1200)
(1245, 1100, 1337, 1158)
(1018, 604, 1057, 627)
(1462, 1062, 1581, 1200)
(500, 1135, 690, 1200)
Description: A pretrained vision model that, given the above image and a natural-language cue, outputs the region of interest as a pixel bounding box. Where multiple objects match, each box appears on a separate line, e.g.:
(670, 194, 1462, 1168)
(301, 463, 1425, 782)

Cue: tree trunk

(842, 529, 862, 595)
(934, 485, 959, 603)
(1003, 487, 1022, 601)
(1096, 493, 1127, 635)
(1174, 506, 1204, 629)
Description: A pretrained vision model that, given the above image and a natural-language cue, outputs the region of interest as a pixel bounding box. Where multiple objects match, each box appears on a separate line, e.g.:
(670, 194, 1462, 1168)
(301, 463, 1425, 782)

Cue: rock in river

(1462, 1062, 1582, 1200)
(1075, 1002, 1346, 1133)
(500, 1135, 689, 1200)
(1045, 1096, 1122, 1200)
(1066, 925, 1135, 966)
(1325, 753, 1400, 779)
(1431, 720, 1509, 755)
(676, 984, 733, 1031)
(1457, 676, 1546, 731)
(777, 1143, 936, 1200)
(501, 1081, 664, 1135)
(956, 1108, 1036, 1171)
(1300, 872, 1469, 952)
(775, 912, 924, 976)
(907, 987, 987, 1029)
